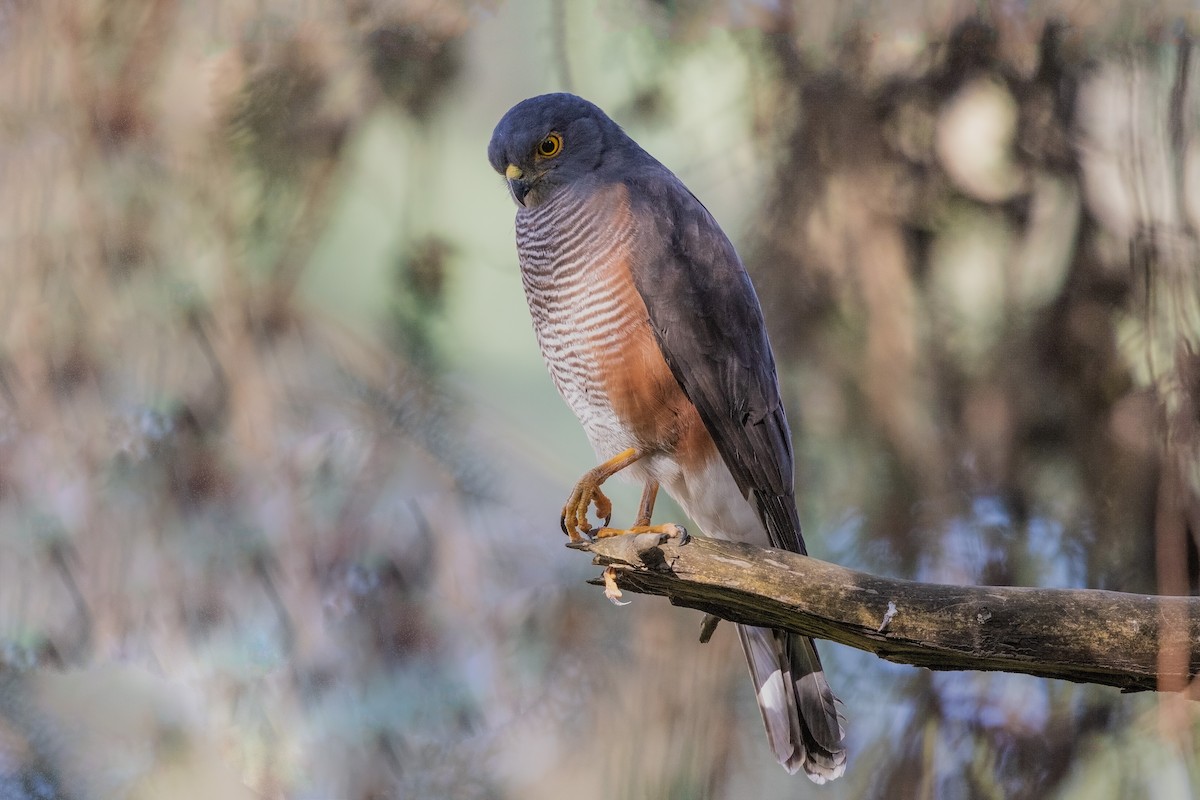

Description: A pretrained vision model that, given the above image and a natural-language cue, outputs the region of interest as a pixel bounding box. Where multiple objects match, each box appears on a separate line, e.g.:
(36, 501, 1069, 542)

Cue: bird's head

(488, 93, 626, 207)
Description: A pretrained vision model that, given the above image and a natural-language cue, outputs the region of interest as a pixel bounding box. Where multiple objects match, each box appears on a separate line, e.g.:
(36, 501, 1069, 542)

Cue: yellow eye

(537, 133, 563, 159)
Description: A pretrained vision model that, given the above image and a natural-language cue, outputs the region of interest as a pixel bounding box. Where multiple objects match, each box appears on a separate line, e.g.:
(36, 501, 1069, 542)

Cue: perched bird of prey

(488, 93, 846, 782)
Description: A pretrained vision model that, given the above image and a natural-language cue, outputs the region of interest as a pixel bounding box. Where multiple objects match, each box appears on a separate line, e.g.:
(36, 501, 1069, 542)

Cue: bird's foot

(560, 478, 613, 543)
(591, 523, 689, 544)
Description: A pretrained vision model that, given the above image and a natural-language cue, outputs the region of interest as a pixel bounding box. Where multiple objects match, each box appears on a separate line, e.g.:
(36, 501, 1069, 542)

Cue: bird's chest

(515, 191, 690, 460)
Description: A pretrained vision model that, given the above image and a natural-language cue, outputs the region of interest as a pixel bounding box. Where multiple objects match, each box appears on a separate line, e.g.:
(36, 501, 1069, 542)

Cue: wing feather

(624, 170, 806, 555)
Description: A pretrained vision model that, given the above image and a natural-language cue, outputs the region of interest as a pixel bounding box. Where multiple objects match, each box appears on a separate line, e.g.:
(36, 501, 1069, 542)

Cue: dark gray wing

(624, 169, 806, 555)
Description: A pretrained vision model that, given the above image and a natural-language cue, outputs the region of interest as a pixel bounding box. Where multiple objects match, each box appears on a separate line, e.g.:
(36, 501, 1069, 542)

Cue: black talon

(560, 516, 569, 536)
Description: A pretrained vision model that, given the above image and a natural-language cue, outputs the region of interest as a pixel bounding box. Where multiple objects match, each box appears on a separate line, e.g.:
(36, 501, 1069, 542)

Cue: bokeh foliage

(0, 1, 1198, 799)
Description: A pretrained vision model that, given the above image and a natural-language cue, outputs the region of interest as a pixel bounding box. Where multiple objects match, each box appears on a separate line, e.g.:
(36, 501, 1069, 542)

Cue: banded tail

(737, 625, 846, 783)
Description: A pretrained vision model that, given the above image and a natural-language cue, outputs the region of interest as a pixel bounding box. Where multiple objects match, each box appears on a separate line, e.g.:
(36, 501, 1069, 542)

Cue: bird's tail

(737, 624, 846, 783)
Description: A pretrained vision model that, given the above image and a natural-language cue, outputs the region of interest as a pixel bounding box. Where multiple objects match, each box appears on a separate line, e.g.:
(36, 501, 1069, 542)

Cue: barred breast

(514, 182, 715, 479)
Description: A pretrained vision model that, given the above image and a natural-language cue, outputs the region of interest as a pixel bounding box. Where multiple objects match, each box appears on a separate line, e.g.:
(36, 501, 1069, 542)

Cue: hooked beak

(505, 163, 530, 206)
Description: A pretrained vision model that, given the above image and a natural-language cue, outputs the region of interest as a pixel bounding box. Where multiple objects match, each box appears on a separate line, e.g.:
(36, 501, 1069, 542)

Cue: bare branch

(575, 533, 1200, 694)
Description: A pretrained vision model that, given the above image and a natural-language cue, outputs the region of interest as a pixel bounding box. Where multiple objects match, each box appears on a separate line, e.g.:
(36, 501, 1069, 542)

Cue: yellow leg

(633, 481, 659, 527)
(591, 478, 687, 541)
(561, 448, 641, 542)
(592, 522, 687, 540)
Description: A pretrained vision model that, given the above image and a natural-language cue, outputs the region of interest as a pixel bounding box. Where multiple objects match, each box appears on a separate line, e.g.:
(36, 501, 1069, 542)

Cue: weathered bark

(575, 533, 1200, 694)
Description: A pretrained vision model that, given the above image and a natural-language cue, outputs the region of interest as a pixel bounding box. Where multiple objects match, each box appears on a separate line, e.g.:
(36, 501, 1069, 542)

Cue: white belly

(665, 456, 771, 548)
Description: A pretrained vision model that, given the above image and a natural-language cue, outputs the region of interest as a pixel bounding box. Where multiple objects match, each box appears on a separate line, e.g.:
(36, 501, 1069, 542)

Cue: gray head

(488, 93, 638, 207)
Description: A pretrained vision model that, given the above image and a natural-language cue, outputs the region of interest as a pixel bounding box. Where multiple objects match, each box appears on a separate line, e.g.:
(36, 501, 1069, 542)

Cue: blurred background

(2, 0, 1199, 798)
